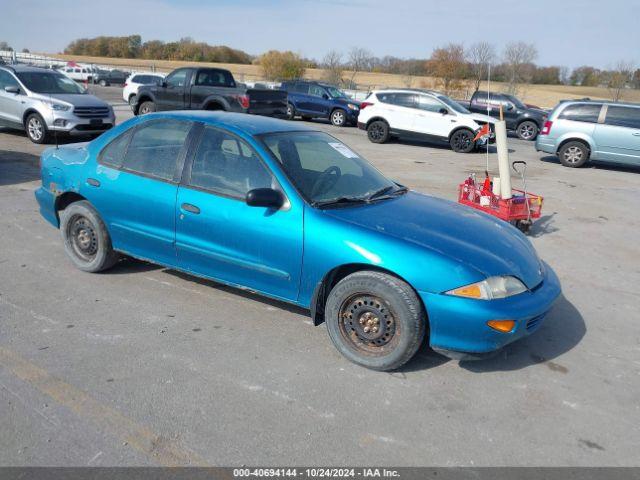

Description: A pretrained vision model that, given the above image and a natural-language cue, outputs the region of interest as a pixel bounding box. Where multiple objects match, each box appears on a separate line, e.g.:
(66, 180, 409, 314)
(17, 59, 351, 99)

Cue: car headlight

(446, 276, 527, 300)
(347, 103, 359, 110)
(50, 103, 71, 111)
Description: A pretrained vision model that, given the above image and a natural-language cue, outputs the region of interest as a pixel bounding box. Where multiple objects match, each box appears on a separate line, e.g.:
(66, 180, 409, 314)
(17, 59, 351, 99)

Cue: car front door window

(188, 127, 275, 199)
(166, 70, 188, 88)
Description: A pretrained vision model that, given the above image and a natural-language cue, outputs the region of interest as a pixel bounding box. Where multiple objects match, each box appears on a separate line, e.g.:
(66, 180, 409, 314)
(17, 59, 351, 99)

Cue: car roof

(1, 64, 55, 74)
(374, 88, 439, 95)
(145, 111, 317, 135)
(559, 99, 640, 108)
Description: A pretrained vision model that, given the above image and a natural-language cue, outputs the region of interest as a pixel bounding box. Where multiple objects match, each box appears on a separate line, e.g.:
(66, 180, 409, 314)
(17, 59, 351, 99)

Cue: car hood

(337, 97, 361, 107)
(323, 191, 544, 289)
(42, 93, 110, 108)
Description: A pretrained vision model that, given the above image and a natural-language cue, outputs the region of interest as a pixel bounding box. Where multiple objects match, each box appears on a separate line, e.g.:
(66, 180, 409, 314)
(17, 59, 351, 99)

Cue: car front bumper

(419, 262, 562, 360)
(46, 111, 115, 136)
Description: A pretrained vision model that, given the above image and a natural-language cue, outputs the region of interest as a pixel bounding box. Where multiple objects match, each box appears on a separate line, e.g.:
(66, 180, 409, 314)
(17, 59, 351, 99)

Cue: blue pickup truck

(280, 80, 361, 126)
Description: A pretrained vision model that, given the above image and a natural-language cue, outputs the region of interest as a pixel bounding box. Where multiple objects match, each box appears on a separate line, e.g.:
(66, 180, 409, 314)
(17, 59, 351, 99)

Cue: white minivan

(358, 89, 495, 153)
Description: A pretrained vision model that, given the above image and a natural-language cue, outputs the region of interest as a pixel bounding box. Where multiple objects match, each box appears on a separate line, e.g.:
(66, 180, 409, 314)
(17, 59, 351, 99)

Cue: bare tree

(608, 60, 635, 101)
(559, 66, 570, 85)
(347, 47, 374, 88)
(322, 49, 343, 86)
(467, 41, 495, 92)
(426, 43, 467, 96)
(503, 42, 538, 94)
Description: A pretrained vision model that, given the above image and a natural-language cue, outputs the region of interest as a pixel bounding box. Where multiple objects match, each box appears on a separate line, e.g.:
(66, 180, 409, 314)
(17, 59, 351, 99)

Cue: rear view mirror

(439, 108, 449, 115)
(4, 86, 20, 94)
(246, 188, 283, 209)
(322, 93, 329, 100)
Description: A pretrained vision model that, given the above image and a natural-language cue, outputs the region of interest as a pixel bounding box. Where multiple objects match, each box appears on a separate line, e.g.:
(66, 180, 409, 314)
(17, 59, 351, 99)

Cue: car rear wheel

(367, 120, 390, 144)
(450, 129, 475, 153)
(516, 121, 538, 141)
(558, 141, 590, 168)
(60, 201, 119, 273)
(330, 109, 347, 127)
(99, 79, 108, 87)
(286, 103, 296, 120)
(138, 101, 155, 115)
(128, 94, 137, 106)
(25, 113, 48, 144)
(325, 271, 426, 371)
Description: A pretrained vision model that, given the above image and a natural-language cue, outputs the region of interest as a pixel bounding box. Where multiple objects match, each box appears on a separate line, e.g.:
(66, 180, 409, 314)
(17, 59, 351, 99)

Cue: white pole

(495, 120, 512, 199)
(486, 63, 490, 172)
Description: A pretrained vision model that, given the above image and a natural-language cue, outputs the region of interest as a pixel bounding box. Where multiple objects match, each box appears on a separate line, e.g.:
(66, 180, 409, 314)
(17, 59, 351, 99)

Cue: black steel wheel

(450, 129, 475, 153)
(325, 271, 426, 371)
(60, 201, 119, 272)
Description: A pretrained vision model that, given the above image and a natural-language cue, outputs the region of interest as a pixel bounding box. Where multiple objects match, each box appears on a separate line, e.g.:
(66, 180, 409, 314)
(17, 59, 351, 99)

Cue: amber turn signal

(487, 319, 516, 333)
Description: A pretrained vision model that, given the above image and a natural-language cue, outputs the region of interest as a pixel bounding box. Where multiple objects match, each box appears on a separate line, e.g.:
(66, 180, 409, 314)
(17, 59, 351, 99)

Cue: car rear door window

(558, 104, 602, 123)
(195, 69, 235, 87)
(377, 93, 417, 108)
(294, 83, 309, 94)
(604, 106, 640, 129)
(99, 129, 133, 168)
(188, 127, 274, 199)
(121, 120, 192, 181)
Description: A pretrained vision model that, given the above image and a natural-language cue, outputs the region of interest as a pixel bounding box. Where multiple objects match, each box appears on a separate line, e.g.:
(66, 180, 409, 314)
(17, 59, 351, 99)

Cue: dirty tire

(558, 140, 589, 168)
(60, 201, 119, 273)
(367, 120, 390, 144)
(450, 129, 475, 153)
(325, 271, 426, 371)
(138, 100, 155, 115)
(25, 112, 48, 144)
(516, 120, 538, 141)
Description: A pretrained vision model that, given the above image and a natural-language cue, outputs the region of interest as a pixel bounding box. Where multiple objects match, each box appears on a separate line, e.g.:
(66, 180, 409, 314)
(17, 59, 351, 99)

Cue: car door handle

(181, 203, 200, 214)
(86, 178, 100, 187)
(632, 132, 640, 136)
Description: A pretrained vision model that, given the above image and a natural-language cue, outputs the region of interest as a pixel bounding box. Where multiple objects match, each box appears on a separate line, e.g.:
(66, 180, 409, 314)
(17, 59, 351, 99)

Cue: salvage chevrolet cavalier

(35, 112, 561, 370)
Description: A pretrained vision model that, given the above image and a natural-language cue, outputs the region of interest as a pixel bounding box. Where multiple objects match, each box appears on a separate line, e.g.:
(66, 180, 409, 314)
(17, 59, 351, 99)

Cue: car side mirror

(246, 188, 283, 209)
(4, 86, 20, 94)
(161, 81, 168, 88)
(322, 93, 329, 100)
(505, 104, 514, 111)
(439, 107, 449, 115)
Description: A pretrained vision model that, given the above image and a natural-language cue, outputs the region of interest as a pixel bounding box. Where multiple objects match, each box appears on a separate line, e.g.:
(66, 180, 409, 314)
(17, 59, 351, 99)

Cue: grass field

(47, 53, 640, 108)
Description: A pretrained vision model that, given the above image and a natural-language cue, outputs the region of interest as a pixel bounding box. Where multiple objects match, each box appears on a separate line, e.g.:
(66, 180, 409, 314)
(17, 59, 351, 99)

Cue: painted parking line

(0, 347, 207, 467)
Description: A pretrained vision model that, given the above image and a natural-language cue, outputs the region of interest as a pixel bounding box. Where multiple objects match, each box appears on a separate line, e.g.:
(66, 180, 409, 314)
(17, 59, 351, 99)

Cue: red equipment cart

(457, 161, 543, 233)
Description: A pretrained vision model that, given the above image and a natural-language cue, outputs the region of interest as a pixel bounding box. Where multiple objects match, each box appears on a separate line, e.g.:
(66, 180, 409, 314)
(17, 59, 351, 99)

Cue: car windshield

(504, 94, 527, 109)
(326, 86, 348, 99)
(16, 72, 85, 94)
(260, 131, 403, 207)
(437, 94, 470, 114)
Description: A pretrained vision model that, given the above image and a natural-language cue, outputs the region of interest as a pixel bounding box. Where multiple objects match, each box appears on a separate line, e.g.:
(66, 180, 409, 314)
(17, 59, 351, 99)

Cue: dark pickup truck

(133, 67, 287, 117)
(458, 90, 547, 140)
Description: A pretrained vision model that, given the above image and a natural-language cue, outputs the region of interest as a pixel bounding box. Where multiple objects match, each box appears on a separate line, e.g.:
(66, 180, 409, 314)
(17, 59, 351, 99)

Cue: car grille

(526, 313, 546, 332)
(74, 106, 110, 118)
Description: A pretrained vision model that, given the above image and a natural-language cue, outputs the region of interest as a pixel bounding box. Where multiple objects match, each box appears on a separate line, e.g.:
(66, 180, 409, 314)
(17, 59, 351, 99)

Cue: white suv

(122, 72, 165, 106)
(358, 89, 495, 153)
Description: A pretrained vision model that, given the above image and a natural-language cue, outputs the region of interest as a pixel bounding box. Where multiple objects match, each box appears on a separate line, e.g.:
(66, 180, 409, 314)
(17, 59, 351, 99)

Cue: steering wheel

(311, 166, 342, 198)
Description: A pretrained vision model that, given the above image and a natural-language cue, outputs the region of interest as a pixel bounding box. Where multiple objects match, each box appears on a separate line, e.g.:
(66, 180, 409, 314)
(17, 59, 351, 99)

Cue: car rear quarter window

(604, 106, 640, 129)
(121, 120, 192, 181)
(188, 127, 274, 199)
(558, 103, 602, 123)
(99, 130, 133, 168)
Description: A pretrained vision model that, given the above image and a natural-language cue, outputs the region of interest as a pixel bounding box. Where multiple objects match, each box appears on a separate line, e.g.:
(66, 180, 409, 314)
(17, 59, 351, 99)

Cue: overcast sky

(2, 0, 638, 69)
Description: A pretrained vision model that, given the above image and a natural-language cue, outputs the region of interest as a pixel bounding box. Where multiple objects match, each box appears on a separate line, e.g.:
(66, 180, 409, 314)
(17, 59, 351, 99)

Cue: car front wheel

(330, 109, 347, 127)
(286, 103, 296, 120)
(516, 121, 539, 141)
(25, 113, 48, 144)
(325, 271, 426, 371)
(60, 201, 120, 272)
(450, 129, 475, 153)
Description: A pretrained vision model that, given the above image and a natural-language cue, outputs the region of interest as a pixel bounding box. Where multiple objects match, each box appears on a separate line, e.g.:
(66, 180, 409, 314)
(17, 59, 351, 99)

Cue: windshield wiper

(312, 196, 369, 208)
(366, 185, 408, 201)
